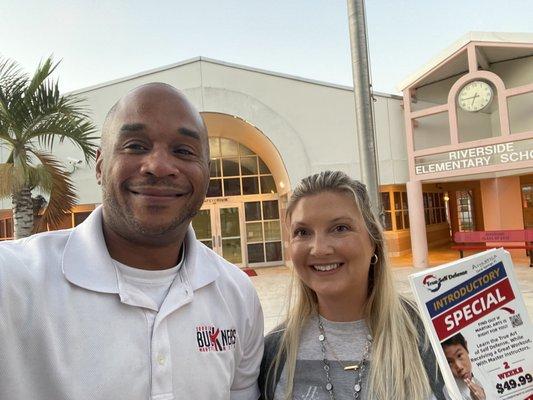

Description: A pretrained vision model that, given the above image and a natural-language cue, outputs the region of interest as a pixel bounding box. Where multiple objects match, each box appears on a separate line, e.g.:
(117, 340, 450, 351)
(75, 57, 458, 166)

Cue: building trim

(68, 56, 402, 100)
(398, 31, 533, 91)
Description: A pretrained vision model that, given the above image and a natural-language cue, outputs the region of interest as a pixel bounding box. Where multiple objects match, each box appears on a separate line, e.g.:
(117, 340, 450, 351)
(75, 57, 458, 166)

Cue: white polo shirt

(0, 206, 264, 400)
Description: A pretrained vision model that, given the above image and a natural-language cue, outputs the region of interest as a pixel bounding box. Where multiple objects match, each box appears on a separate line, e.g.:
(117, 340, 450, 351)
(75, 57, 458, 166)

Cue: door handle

(218, 235, 221, 248)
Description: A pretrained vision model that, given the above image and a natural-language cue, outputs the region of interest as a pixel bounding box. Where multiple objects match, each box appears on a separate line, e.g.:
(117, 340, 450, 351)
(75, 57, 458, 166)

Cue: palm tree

(0, 56, 98, 239)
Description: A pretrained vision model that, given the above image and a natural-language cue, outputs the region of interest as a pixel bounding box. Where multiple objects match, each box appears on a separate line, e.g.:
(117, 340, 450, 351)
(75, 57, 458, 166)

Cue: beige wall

(198, 61, 408, 185)
(508, 91, 533, 134)
(374, 97, 410, 183)
(5, 58, 409, 209)
(412, 75, 463, 110)
(457, 107, 495, 142)
(196, 61, 359, 183)
(413, 112, 451, 150)
(491, 55, 533, 88)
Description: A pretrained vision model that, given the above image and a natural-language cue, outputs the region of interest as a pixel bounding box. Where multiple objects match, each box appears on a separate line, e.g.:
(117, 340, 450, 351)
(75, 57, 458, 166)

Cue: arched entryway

(191, 112, 290, 268)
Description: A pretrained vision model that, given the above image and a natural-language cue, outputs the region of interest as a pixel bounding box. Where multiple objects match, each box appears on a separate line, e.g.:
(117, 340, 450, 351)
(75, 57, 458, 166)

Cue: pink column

(480, 177, 524, 230)
(480, 177, 525, 256)
(407, 180, 429, 268)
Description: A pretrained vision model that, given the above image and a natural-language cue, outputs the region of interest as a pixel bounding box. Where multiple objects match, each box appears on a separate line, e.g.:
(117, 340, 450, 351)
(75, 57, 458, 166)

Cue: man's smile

(128, 186, 186, 197)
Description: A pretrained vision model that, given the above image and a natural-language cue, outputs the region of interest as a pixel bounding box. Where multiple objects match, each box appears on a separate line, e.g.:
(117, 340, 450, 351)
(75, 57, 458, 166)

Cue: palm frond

(27, 162, 54, 191)
(31, 151, 77, 232)
(0, 58, 25, 88)
(25, 57, 59, 99)
(0, 162, 27, 198)
(17, 75, 98, 163)
(0, 163, 15, 198)
(28, 114, 98, 162)
(0, 128, 16, 146)
(0, 58, 28, 135)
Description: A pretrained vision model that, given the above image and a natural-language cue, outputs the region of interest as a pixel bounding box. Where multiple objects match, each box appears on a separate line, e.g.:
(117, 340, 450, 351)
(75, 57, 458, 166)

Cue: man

(0, 83, 264, 400)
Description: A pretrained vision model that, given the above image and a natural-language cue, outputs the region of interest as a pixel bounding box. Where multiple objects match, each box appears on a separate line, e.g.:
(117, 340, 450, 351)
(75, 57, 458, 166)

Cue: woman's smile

(310, 262, 344, 272)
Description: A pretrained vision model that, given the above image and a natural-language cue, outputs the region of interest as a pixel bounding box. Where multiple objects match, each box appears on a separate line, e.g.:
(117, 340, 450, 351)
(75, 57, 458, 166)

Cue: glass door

(244, 199, 283, 266)
(456, 190, 476, 232)
(522, 184, 533, 228)
(191, 205, 216, 249)
(192, 203, 246, 267)
(216, 204, 245, 266)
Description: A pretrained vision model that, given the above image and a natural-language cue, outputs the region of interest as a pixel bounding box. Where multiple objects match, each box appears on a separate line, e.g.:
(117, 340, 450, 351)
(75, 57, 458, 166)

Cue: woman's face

(288, 191, 375, 304)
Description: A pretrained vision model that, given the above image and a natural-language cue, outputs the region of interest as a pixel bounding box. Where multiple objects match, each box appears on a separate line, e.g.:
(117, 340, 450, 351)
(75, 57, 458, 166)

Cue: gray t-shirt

(274, 315, 371, 400)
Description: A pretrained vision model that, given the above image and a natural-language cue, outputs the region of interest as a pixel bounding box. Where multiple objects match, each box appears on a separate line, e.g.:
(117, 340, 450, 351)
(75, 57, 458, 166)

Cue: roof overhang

(398, 32, 533, 92)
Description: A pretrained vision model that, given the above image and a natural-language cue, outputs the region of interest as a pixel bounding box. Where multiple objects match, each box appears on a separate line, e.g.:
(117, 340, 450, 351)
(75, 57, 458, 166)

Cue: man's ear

(95, 148, 103, 185)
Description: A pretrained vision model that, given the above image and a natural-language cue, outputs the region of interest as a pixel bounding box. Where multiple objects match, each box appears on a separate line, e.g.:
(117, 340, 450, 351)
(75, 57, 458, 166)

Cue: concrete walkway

(250, 248, 533, 332)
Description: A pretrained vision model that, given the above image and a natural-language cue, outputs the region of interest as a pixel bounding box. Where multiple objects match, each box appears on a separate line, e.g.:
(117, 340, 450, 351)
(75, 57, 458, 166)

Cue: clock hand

(470, 93, 479, 107)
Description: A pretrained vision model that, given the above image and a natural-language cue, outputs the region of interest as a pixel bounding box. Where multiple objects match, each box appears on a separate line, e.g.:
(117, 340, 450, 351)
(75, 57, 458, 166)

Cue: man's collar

(62, 206, 118, 293)
(62, 205, 219, 293)
(181, 226, 220, 290)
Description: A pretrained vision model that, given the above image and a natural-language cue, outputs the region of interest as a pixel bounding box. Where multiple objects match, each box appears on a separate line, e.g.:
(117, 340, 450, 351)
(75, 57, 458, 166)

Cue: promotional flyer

(409, 249, 533, 400)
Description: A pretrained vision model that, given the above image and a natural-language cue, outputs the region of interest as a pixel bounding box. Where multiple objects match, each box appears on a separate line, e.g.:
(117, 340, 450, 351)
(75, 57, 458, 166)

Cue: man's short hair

(442, 333, 468, 352)
(100, 101, 119, 151)
(99, 83, 209, 158)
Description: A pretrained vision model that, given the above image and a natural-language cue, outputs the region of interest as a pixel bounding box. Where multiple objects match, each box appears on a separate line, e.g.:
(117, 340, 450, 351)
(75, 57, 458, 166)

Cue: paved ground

(249, 247, 533, 332)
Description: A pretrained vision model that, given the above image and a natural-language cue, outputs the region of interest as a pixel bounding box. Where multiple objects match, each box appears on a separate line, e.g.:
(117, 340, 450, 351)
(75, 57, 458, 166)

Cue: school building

(1, 32, 532, 268)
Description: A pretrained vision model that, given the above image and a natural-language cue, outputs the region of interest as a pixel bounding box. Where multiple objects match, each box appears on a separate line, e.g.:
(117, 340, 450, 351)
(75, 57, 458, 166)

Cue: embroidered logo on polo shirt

(196, 325, 236, 352)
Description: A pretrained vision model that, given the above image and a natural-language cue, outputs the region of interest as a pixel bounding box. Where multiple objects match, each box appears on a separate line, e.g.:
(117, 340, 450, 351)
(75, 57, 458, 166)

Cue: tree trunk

(12, 186, 34, 239)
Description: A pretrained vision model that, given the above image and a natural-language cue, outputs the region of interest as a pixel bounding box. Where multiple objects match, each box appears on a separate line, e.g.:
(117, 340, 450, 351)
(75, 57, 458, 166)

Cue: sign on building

(414, 138, 533, 175)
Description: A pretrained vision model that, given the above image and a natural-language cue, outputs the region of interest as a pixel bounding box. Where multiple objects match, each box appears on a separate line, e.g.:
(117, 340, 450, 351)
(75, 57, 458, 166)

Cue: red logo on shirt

(196, 325, 236, 352)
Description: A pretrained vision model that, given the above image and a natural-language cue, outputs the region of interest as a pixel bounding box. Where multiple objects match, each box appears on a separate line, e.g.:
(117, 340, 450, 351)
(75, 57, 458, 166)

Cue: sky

(1, 0, 532, 95)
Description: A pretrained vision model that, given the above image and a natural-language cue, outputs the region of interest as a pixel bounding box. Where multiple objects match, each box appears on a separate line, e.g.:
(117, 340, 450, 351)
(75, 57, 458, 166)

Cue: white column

(406, 180, 428, 268)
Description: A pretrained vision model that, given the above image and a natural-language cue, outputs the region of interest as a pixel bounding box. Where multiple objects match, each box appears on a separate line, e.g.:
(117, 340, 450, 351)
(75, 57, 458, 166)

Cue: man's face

(444, 343, 473, 381)
(95, 86, 210, 244)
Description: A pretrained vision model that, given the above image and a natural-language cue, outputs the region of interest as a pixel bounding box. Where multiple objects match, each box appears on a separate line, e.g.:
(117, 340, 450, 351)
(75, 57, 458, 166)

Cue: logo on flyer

(423, 274, 441, 292)
(196, 325, 236, 352)
(422, 270, 468, 293)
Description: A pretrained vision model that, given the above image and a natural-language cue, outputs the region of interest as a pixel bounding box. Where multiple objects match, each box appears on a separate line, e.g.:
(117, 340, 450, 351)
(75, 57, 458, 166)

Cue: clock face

(458, 81, 493, 112)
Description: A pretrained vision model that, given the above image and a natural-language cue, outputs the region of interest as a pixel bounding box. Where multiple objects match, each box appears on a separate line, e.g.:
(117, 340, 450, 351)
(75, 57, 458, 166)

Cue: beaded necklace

(317, 316, 372, 399)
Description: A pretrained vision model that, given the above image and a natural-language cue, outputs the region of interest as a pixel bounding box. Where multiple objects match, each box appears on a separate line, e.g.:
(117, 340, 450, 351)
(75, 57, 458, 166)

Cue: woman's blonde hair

(269, 170, 432, 400)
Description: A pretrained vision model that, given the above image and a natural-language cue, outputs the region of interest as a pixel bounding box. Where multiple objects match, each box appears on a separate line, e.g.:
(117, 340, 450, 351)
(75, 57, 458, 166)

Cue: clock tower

(399, 32, 533, 268)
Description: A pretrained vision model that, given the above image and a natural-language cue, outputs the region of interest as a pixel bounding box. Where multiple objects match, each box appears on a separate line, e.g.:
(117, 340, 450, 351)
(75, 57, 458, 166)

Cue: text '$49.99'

(495, 373, 532, 394)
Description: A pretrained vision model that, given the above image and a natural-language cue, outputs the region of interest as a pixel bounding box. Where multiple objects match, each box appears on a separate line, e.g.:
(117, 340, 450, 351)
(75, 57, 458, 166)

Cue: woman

(259, 171, 444, 400)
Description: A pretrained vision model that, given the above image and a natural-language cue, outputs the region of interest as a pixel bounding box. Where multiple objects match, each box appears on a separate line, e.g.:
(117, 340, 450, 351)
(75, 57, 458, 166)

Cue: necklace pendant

(343, 364, 359, 371)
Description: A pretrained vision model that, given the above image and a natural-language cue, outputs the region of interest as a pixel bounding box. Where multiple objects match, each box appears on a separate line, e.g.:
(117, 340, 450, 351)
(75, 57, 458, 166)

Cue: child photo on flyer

(442, 333, 495, 400)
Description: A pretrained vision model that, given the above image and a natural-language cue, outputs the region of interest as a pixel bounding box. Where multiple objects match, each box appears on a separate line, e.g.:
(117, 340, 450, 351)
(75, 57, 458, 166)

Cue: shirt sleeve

(230, 289, 264, 400)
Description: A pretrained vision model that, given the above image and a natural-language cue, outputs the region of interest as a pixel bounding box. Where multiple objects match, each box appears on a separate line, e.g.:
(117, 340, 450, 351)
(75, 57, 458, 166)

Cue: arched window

(207, 137, 277, 197)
